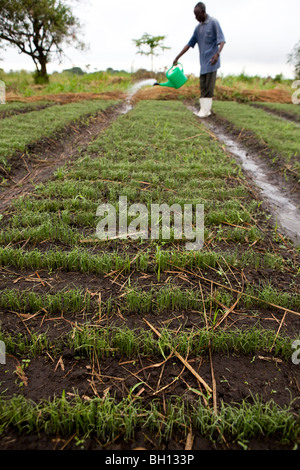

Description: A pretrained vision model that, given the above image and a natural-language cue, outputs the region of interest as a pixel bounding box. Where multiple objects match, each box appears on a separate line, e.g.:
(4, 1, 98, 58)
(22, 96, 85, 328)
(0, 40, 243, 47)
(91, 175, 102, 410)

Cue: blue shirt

(187, 15, 225, 75)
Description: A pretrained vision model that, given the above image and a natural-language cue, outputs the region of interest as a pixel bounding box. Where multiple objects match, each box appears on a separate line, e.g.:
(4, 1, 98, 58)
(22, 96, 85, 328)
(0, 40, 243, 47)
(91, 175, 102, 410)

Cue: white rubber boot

(194, 98, 204, 117)
(195, 98, 212, 118)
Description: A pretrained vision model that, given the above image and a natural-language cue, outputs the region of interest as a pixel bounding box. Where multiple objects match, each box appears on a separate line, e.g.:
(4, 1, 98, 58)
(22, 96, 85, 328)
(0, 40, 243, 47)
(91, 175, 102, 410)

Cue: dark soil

(1, 352, 299, 408)
(0, 429, 296, 451)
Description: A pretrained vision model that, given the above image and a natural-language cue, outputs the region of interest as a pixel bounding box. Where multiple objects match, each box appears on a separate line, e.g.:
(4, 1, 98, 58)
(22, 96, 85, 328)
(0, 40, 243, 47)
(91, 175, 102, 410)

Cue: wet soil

(207, 121, 300, 244)
(189, 113, 300, 248)
(1, 352, 299, 408)
(0, 429, 296, 451)
(205, 110, 300, 188)
(1, 258, 300, 339)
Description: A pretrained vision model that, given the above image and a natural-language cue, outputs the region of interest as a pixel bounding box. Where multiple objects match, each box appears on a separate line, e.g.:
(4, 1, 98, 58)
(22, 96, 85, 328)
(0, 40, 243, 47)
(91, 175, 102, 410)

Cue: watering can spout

(154, 63, 188, 90)
(156, 80, 174, 88)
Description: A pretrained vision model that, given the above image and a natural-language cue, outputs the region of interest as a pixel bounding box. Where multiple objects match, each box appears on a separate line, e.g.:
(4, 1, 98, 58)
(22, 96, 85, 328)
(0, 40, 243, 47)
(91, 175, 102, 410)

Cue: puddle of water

(120, 79, 157, 114)
(202, 119, 300, 245)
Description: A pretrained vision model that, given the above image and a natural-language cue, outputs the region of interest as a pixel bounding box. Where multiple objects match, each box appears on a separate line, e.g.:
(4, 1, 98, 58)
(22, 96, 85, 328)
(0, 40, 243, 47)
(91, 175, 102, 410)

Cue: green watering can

(154, 63, 188, 89)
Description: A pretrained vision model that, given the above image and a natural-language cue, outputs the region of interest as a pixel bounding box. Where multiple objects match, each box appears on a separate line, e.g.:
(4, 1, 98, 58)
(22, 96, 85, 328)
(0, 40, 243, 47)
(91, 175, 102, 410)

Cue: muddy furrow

(188, 106, 300, 246)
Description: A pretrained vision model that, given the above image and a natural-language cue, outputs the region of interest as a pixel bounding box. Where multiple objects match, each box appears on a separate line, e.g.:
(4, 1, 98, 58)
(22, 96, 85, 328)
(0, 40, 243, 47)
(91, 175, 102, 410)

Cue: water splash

(120, 79, 157, 114)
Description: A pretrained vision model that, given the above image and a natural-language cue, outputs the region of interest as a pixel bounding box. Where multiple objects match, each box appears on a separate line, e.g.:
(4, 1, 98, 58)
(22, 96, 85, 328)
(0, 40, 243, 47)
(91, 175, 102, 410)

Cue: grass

(212, 100, 300, 177)
(0, 393, 298, 446)
(1, 68, 294, 102)
(217, 72, 293, 91)
(0, 69, 133, 97)
(1, 323, 297, 362)
(0, 99, 119, 169)
(1, 100, 269, 248)
(0, 288, 92, 316)
(1, 282, 299, 323)
(0, 245, 292, 277)
(0, 100, 53, 118)
(253, 102, 300, 118)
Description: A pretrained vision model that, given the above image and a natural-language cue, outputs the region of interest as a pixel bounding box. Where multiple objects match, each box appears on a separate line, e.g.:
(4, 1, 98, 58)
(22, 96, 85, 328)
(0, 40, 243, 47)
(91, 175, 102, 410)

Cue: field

(0, 70, 299, 451)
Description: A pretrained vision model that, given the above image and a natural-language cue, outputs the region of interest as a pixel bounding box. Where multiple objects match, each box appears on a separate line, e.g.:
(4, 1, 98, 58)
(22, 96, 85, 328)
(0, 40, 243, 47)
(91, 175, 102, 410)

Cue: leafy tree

(133, 33, 170, 71)
(288, 40, 300, 79)
(63, 66, 85, 75)
(0, 0, 85, 83)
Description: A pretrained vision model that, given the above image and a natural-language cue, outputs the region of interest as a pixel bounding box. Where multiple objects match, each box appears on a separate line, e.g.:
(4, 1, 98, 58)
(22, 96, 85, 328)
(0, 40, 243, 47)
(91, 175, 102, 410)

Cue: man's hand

(210, 43, 224, 66)
(172, 45, 190, 67)
(210, 53, 219, 66)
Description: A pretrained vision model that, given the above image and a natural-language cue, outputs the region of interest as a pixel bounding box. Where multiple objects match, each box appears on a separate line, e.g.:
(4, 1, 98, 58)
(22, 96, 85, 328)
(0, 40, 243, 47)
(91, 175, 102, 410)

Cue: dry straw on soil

(5, 91, 127, 104)
(132, 85, 293, 104)
(5, 85, 293, 105)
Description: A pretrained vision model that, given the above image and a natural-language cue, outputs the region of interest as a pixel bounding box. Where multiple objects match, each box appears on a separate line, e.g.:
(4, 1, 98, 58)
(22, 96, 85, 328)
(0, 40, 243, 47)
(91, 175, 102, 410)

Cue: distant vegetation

(0, 68, 294, 101)
(63, 67, 86, 76)
(0, 68, 133, 96)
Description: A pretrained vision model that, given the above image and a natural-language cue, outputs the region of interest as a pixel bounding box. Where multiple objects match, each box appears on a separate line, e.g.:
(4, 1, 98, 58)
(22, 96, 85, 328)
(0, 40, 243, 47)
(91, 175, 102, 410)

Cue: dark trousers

(200, 72, 217, 98)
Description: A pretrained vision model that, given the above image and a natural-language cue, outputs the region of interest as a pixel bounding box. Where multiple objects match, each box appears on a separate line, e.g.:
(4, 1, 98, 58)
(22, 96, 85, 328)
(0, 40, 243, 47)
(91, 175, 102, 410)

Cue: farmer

(173, 2, 225, 118)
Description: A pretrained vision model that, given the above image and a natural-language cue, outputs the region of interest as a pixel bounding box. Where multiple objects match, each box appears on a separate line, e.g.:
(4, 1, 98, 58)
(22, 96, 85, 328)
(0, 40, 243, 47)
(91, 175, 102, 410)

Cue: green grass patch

(253, 102, 300, 118)
(1, 324, 296, 361)
(0, 69, 133, 97)
(0, 245, 292, 276)
(0, 101, 53, 118)
(0, 393, 298, 446)
(213, 101, 300, 176)
(0, 99, 118, 168)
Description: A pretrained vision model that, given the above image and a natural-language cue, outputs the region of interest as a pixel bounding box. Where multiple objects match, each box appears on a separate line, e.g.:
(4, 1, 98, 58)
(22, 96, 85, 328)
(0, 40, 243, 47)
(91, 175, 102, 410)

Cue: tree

(133, 33, 170, 72)
(63, 66, 85, 75)
(288, 40, 300, 79)
(0, 0, 85, 83)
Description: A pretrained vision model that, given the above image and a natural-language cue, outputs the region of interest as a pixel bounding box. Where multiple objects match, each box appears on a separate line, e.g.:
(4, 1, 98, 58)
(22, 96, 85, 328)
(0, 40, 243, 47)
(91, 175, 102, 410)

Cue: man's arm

(173, 45, 191, 66)
(210, 41, 225, 65)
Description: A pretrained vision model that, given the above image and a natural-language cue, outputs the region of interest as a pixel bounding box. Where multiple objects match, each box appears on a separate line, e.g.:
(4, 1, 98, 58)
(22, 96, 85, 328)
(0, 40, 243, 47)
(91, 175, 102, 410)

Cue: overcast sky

(1, 0, 300, 78)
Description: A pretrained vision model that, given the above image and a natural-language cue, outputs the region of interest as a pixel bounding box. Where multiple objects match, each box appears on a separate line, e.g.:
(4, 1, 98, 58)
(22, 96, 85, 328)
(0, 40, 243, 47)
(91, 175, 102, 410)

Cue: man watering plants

(173, 2, 225, 118)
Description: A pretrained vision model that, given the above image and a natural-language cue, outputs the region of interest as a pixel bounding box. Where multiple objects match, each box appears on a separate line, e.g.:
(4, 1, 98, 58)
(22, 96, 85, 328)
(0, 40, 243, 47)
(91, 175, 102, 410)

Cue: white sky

(1, 0, 300, 78)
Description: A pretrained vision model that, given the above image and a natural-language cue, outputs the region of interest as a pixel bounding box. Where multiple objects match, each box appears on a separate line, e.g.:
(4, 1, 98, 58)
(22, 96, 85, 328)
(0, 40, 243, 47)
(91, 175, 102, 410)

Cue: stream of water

(121, 79, 157, 114)
(203, 119, 300, 245)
